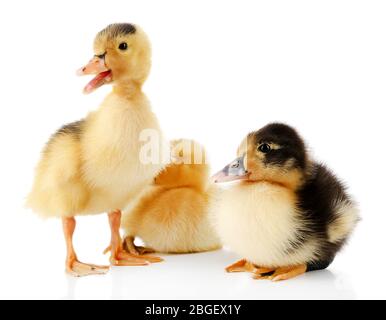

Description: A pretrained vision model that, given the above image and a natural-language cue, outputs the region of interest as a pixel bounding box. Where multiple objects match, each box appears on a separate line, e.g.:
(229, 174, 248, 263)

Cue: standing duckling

(211, 123, 359, 281)
(26, 23, 164, 276)
(121, 139, 221, 254)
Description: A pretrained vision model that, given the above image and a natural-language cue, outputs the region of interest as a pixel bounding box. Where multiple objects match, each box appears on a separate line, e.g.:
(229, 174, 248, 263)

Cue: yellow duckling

(27, 23, 165, 276)
(121, 139, 221, 254)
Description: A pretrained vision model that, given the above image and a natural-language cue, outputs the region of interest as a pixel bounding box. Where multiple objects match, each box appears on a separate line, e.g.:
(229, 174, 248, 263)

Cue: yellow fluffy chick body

(121, 140, 221, 253)
(214, 182, 317, 267)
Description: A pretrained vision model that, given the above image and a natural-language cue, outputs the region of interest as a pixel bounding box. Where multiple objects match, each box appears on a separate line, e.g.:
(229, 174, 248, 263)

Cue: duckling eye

(118, 42, 128, 50)
(258, 144, 271, 153)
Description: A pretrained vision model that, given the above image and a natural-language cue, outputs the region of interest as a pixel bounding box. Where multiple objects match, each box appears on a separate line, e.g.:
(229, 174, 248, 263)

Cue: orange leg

(108, 210, 161, 266)
(226, 259, 253, 272)
(103, 236, 162, 263)
(123, 236, 162, 263)
(225, 259, 308, 280)
(226, 259, 275, 276)
(123, 236, 155, 255)
(62, 217, 109, 277)
(266, 264, 307, 282)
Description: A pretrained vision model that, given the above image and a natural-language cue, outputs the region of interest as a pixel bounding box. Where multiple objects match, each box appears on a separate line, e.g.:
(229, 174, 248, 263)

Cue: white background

(0, 0, 385, 299)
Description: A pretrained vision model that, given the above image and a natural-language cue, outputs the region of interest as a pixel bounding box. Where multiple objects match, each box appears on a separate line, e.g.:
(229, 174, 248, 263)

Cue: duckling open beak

(211, 155, 250, 183)
(76, 55, 113, 94)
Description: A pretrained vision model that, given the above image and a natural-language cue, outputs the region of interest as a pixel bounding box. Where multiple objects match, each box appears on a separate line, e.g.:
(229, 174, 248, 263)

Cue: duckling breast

(212, 182, 320, 267)
(81, 94, 165, 192)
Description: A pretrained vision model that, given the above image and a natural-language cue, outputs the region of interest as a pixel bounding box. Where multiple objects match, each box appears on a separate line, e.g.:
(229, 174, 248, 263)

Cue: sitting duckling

(121, 139, 221, 254)
(211, 123, 359, 281)
(26, 23, 164, 276)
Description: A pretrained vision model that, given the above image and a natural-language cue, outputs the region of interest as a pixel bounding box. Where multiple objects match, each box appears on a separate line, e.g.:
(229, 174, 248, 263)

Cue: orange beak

(77, 55, 112, 94)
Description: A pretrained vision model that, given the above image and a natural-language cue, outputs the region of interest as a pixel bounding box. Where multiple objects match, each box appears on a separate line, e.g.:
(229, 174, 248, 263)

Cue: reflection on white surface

(0, 212, 367, 300)
(0, 212, 368, 300)
(57, 250, 357, 300)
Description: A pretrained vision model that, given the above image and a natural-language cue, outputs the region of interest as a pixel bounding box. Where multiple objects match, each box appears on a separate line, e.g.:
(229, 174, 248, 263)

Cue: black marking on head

(97, 23, 136, 39)
(54, 120, 84, 140)
(253, 123, 307, 169)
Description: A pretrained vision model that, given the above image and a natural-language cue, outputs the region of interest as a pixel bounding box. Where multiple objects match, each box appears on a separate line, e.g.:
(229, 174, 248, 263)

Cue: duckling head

(77, 23, 151, 94)
(155, 139, 210, 190)
(212, 123, 309, 190)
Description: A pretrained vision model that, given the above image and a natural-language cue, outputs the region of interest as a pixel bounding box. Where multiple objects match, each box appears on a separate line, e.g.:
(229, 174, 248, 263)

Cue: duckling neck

(112, 80, 143, 100)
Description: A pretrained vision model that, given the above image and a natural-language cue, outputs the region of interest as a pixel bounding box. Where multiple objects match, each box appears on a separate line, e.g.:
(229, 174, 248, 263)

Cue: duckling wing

(296, 163, 359, 269)
(26, 120, 88, 217)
